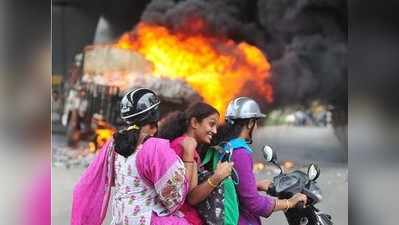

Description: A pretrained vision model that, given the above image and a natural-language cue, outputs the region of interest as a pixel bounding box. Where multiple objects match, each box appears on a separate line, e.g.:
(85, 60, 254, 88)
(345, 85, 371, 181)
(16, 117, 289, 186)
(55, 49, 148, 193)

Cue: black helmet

(120, 88, 161, 125)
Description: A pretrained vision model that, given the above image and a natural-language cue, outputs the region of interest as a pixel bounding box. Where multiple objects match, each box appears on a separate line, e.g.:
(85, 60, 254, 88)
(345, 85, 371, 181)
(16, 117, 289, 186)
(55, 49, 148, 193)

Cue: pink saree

(71, 138, 190, 225)
(71, 140, 115, 225)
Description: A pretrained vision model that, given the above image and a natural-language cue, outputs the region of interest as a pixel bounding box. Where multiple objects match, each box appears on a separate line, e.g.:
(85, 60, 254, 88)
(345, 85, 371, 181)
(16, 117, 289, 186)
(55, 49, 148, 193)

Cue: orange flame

(88, 116, 116, 153)
(88, 128, 115, 153)
(116, 21, 273, 115)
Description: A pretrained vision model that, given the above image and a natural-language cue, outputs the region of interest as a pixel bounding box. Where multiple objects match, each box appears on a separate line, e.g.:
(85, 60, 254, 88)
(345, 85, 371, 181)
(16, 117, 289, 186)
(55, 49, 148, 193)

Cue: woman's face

(241, 119, 259, 139)
(192, 113, 220, 144)
(252, 119, 259, 131)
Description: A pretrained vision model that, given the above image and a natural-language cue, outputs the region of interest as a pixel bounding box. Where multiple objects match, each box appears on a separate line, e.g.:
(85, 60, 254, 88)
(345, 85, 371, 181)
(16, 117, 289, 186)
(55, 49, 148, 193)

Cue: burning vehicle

(64, 44, 202, 150)
(63, 18, 274, 151)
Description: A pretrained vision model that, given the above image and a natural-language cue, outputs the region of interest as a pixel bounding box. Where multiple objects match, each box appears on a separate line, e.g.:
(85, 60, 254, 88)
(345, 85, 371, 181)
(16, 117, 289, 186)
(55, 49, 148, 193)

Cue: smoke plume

(140, 0, 347, 110)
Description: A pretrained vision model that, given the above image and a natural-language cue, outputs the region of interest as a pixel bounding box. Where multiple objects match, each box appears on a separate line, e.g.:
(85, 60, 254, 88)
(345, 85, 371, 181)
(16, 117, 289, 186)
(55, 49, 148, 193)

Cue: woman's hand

(212, 162, 234, 183)
(180, 136, 197, 161)
(187, 162, 233, 205)
(288, 193, 307, 208)
(256, 179, 273, 191)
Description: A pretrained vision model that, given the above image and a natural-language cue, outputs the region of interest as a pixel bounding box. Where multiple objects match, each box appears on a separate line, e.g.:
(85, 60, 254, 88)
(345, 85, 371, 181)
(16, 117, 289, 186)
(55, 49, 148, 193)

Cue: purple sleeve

(232, 148, 276, 218)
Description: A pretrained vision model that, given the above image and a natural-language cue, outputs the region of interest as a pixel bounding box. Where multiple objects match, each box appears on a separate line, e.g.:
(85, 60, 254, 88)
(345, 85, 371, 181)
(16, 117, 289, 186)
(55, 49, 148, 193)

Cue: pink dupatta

(71, 140, 115, 225)
(136, 138, 189, 214)
(71, 137, 189, 225)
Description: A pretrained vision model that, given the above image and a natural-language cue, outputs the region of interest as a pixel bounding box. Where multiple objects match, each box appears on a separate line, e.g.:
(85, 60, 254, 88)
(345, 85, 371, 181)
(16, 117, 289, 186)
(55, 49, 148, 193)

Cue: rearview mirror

(307, 164, 320, 181)
(262, 145, 276, 162)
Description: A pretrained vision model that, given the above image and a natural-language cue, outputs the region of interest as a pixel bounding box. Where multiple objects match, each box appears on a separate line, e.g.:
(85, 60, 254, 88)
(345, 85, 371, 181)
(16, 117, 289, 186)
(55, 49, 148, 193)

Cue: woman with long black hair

(72, 88, 190, 225)
(158, 102, 233, 225)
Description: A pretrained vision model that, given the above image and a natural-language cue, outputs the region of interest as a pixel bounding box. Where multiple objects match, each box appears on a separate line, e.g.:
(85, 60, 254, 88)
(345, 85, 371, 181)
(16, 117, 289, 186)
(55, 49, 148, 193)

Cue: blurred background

(1, 0, 51, 225)
(1, 0, 398, 225)
(349, 0, 399, 225)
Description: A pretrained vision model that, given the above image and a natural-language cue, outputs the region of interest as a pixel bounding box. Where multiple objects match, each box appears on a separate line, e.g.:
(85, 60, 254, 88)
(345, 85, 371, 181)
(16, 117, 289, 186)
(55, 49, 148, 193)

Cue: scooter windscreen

(274, 175, 299, 193)
(274, 171, 309, 194)
(305, 182, 323, 203)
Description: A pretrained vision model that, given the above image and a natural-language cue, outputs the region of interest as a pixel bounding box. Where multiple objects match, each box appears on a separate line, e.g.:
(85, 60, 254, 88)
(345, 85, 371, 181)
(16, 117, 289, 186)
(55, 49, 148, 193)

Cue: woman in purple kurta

(215, 97, 308, 225)
(230, 139, 275, 225)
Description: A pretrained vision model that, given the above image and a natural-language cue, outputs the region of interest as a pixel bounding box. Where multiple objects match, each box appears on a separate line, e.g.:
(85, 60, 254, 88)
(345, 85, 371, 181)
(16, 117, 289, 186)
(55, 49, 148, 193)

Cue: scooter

(262, 145, 333, 225)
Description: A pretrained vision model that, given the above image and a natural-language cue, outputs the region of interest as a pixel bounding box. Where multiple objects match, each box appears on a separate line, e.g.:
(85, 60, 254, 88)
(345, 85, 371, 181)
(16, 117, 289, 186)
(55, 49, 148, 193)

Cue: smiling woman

(158, 102, 234, 225)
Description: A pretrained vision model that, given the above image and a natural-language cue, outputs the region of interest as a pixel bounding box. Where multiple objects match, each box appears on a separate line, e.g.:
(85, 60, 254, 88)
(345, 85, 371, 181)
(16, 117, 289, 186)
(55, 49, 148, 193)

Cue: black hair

(211, 119, 252, 145)
(158, 102, 219, 141)
(113, 121, 157, 158)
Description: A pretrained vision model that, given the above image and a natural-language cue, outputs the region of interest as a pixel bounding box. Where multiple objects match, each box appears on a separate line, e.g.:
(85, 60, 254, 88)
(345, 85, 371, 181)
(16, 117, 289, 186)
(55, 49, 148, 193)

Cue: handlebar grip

(295, 201, 305, 208)
(266, 184, 276, 196)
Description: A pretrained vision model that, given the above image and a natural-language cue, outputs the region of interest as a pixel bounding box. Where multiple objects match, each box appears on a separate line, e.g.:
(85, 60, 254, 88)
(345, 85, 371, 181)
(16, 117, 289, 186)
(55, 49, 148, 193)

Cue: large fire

(116, 21, 273, 115)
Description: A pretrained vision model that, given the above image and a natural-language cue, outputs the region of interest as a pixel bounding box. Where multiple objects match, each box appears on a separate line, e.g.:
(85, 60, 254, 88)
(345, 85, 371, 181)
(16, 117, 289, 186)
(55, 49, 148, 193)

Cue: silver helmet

(225, 97, 266, 120)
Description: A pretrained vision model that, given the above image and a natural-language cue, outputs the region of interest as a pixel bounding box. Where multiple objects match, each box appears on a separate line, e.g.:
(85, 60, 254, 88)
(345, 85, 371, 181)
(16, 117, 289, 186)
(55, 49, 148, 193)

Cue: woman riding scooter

(215, 97, 308, 225)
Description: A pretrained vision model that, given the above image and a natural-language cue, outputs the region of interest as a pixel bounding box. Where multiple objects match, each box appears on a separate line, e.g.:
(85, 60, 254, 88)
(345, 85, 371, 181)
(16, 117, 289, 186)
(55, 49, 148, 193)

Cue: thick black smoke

(141, 0, 265, 43)
(258, 0, 347, 110)
(140, 0, 347, 111)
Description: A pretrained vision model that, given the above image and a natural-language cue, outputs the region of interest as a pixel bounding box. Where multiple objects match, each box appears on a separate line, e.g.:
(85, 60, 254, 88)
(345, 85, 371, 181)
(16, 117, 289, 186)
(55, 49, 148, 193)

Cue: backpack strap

(201, 145, 225, 171)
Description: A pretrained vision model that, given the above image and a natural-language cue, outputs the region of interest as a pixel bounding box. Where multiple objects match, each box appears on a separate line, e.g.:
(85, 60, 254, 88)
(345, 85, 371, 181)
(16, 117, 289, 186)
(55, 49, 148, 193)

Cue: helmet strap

(247, 119, 256, 144)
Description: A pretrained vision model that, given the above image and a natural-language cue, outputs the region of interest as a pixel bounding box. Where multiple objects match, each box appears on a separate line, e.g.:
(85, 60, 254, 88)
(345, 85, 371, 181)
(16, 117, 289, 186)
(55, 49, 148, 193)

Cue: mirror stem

(273, 161, 283, 174)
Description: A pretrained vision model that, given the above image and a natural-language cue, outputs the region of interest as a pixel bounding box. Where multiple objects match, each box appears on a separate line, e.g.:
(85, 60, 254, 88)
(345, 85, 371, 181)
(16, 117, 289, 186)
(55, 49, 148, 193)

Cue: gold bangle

(207, 178, 218, 188)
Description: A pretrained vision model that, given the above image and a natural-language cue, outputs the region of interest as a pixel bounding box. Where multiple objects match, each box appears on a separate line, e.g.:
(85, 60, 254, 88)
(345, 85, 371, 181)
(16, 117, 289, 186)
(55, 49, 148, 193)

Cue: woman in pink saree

(71, 88, 190, 225)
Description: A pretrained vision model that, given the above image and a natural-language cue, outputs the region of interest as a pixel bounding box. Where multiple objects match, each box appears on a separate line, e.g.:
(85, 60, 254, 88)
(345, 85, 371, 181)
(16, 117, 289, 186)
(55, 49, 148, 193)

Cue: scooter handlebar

(266, 183, 276, 196)
(295, 201, 305, 209)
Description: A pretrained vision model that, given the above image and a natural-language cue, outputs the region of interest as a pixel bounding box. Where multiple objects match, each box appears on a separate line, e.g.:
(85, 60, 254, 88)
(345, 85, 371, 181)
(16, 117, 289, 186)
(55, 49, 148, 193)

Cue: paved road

(52, 126, 348, 225)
